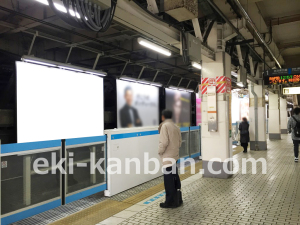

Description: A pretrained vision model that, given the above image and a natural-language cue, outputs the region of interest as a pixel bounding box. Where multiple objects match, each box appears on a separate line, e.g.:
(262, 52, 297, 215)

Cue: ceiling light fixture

(35, 0, 49, 5)
(137, 38, 171, 57)
(21, 55, 107, 77)
(54, 3, 67, 13)
(59, 66, 83, 73)
(192, 62, 202, 70)
(22, 59, 56, 67)
(168, 86, 194, 93)
(120, 76, 162, 87)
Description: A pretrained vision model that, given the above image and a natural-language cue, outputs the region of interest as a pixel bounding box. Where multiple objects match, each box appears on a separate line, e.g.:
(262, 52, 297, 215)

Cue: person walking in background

(287, 107, 300, 162)
(239, 117, 250, 153)
(158, 109, 182, 208)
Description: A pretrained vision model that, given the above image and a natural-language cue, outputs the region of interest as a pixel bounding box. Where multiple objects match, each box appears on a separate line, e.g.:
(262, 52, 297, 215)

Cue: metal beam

(137, 66, 145, 79)
(206, 0, 271, 69)
(186, 80, 192, 89)
(266, 14, 300, 26)
(192, 18, 203, 42)
(152, 70, 159, 82)
(28, 31, 38, 55)
(167, 75, 173, 86)
(226, 39, 254, 46)
(236, 45, 244, 67)
(203, 20, 215, 43)
(177, 78, 183, 87)
(65, 46, 73, 63)
(120, 62, 129, 76)
(93, 53, 101, 70)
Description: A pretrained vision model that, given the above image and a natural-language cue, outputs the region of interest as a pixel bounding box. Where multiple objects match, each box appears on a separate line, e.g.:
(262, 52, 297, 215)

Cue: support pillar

(280, 98, 288, 134)
(201, 52, 232, 179)
(249, 82, 267, 150)
(269, 92, 281, 139)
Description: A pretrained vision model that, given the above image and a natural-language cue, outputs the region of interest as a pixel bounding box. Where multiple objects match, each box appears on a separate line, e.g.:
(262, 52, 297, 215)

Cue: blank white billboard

(16, 61, 104, 143)
(117, 80, 159, 128)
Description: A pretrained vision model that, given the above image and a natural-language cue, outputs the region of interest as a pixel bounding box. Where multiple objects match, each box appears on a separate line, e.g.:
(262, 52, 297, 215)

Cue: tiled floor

(99, 135, 300, 225)
(15, 134, 300, 225)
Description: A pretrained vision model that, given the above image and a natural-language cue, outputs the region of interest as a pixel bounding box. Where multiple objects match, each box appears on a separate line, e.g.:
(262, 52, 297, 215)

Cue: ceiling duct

(48, 0, 117, 32)
(164, 0, 198, 22)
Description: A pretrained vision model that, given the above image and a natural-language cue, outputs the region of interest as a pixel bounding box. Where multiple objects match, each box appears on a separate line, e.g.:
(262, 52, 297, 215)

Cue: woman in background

(239, 117, 250, 153)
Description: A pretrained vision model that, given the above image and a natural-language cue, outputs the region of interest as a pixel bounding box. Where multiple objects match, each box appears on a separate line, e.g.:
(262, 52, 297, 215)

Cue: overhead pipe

(206, 0, 271, 69)
(233, 0, 281, 68)
(251, 83, 259, 151)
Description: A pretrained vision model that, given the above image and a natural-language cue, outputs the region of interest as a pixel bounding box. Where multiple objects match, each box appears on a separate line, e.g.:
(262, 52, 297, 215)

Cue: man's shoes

(295, 157, 299, 162)
(159, 203, 177, 208)
(243, 151, 247, 153)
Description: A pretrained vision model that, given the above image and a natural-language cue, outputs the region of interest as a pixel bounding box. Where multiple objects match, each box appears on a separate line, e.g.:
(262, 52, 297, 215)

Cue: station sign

(264, 67, 300, 85)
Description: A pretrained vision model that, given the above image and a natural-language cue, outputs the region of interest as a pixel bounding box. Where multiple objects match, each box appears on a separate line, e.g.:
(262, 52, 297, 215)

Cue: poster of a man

(117, 80, 159, 128)
(119, 86, 142, 128)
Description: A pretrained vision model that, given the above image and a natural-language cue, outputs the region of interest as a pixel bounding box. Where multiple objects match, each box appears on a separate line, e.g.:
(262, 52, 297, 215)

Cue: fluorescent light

(86, 72, 106, 77)
(69, 9, 81, 19)
(22, 56, 107, 77)
(138, 81, 151, 85)
(186, 89, 194, 93)
(151, 83, 162, 87)
(59, 66, 83, 72)
(169, 86, 178, 90)
(192, 62, 202, 70)
(237, 82, 244, 87)
(22, 59, 56, 67)
(35, 0, 49, 5)
(120, 77, 137, 82)
(137, 38, 171, 57)
(54, 3, 67, 13)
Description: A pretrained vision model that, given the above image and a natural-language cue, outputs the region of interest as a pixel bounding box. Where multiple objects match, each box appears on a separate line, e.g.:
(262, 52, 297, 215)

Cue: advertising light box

(165, 89, 191, 127)
(16, 61, 104, 143)
(117, 80, 159, 128)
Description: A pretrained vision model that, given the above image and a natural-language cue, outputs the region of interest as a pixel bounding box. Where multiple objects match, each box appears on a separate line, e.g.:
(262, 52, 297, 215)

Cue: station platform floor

(15, 134, 300, 225)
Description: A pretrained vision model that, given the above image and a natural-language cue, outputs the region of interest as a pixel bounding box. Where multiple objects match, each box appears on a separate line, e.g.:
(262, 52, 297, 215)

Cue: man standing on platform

(158, 109, 182, 208)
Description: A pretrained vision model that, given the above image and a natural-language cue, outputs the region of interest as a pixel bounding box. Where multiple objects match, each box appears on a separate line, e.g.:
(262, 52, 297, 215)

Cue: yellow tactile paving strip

(50, 147, 243, 225)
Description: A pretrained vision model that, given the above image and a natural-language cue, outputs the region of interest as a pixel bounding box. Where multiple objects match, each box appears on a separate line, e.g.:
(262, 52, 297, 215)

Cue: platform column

(201, 52, 232, 179)
(269, 92, 281, 139)
(280, 98, 288, 134)
(248, 82, 267, 150)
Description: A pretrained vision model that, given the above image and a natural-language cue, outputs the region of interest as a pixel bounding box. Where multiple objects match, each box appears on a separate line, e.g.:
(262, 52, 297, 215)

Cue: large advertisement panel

(117, 80, 159, 128)
(16, 62, 104, 143)
(165, 89, 191, 127)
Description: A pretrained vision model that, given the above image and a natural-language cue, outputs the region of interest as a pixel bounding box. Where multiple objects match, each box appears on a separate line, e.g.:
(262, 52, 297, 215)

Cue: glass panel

(1, 155, 23, 214)
(179, 132, 189, 158)
(189, 130, 200, 156)
(1, 150, 60, 215)
(66, 143, 105, 194)
(31, 150, 60, 205)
